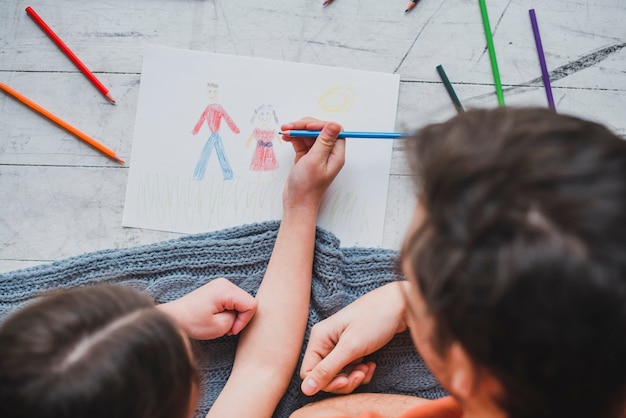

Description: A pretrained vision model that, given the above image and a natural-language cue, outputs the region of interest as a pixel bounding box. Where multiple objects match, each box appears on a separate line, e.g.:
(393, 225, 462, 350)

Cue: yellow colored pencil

(0, 82, 124, 164)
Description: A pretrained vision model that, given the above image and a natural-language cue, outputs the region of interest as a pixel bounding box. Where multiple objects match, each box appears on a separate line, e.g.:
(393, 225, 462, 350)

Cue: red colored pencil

(25, 6, 116, 104)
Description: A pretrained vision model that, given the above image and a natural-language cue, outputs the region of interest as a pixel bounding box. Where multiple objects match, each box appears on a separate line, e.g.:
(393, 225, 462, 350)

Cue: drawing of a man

(191, 82, 240, 181)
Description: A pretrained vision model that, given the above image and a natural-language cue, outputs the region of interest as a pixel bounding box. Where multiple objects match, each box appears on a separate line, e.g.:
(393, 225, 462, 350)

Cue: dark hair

(0, 285, 199, 418)
(404, 108, 626, 418)
(251, 104, 279, 125)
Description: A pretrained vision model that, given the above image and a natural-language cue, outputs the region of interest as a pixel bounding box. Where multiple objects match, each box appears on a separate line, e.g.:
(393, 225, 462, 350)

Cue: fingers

(281, 118, 346, 178)
(299, 322, 337, 380)
(229, 306, 256, 335)
(302, 359, 377, 396)
(223, 284, 258, 335)
(280, 119, 320, 150)
(318, 362, 376, 394)
(280, 117, 327, 139)
(211, 310, 238, 336)
(300, 341, 360, 396)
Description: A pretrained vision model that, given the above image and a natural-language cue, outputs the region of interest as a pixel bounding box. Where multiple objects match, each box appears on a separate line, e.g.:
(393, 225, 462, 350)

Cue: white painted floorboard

(1, 0, 624, 272)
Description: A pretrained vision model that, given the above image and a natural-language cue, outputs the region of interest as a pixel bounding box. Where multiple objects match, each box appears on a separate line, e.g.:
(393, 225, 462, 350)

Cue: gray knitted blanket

(0, 220, 445, 417)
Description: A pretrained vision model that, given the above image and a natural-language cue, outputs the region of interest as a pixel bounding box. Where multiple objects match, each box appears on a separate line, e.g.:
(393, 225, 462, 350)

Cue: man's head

(402, 107, 626, 418)
(206, 82, 219, 100)
(0, 285, 199, 418)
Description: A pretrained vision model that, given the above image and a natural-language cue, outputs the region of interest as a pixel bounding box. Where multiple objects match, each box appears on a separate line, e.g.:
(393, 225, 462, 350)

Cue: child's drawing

(246, 104, 281, 172)
(318, 85, 356, 114)
(191, 82, 240, 181)
(123, 47, 400, 247)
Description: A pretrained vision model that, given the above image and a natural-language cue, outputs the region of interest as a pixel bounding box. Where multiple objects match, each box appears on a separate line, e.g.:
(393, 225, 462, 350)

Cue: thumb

(300, 348, 353, 396)
(230, 308, 256, 335)
(227, 293, 257, 335)
(308, 122, 342, 162)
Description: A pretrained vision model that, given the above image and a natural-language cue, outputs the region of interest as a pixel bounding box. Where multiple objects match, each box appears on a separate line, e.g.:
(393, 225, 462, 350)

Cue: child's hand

(280, 118, 345, 212)
(157, 278, 257, 340)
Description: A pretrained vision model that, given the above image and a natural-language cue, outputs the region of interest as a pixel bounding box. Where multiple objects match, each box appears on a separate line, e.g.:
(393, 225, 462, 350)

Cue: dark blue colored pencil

(436, 64, 465, 113)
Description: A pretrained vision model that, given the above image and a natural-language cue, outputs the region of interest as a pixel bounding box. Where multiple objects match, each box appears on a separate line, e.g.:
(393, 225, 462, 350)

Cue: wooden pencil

(436, 65, 465, 113)
(478, 0, 505, 106)
(25, 6, 116, 104)
(529, 9, 556, 111)
(0, 82, 124, 163)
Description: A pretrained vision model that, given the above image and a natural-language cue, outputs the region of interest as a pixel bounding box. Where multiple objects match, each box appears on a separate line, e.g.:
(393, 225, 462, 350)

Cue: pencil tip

(115, 157, 125, 164)
(105, 93, 116, 105)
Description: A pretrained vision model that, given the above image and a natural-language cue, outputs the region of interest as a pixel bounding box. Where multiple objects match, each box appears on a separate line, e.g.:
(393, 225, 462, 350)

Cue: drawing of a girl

(246, 104, 281, 172)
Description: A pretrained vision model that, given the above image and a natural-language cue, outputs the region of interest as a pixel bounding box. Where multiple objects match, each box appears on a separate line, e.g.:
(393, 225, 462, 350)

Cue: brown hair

(404, 107, 626, 418)
(0, 285, 199, 418)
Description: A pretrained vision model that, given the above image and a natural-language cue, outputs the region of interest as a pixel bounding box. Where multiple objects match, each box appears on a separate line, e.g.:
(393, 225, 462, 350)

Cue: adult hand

(300, 281, 410, 396)
(157, 278, 257, 340)
(280, 118, 345, 212)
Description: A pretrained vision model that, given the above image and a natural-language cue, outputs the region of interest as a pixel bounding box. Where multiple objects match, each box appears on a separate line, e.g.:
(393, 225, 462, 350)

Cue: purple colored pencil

(529, 9, 556, 111)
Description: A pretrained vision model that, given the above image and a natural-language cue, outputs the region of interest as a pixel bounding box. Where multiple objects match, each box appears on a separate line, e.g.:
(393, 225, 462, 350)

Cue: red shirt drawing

(192, 103, 240, 135)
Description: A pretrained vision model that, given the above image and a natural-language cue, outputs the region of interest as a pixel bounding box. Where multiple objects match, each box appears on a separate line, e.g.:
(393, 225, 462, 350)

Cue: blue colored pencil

(279, 130, 411, 139)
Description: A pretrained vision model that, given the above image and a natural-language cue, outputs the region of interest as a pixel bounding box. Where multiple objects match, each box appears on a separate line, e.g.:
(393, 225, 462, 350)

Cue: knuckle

(314, 363, 336, 380)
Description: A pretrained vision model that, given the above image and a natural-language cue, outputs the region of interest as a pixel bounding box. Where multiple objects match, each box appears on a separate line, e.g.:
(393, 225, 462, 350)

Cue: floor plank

(1, 0, 625, 271)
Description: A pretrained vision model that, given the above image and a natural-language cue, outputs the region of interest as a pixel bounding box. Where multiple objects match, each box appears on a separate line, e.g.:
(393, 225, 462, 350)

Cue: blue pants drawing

(193, 132, 234, 181)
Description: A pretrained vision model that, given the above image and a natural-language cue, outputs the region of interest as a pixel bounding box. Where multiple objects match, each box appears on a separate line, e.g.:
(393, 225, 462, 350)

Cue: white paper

(123, 46, 399, 246)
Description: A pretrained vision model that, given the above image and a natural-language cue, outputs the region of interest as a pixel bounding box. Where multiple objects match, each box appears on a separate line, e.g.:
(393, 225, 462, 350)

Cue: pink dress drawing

(249, 127, 278, 171)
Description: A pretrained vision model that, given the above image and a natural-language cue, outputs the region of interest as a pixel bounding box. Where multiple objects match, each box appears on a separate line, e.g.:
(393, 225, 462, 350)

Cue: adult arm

(290, 395, 462, 418)
(290, 393, 431, 418)
(206, 119, 345, 418)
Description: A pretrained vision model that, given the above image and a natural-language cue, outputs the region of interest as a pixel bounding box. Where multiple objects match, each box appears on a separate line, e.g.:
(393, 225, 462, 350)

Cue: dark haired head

(404, 107, 626, 418)
(0, 285, 199, 418)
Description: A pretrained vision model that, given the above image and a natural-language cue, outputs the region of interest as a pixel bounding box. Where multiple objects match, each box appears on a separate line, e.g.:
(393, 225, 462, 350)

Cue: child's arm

(245, 130, 255, 147)
(206, 119, 345, 418)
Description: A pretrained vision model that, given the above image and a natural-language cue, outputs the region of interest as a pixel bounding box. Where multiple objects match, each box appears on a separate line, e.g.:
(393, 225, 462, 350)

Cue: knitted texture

(0, 220, 446, 417)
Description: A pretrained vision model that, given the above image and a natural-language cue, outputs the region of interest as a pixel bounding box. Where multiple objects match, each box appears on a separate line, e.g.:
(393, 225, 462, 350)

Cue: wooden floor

(1, 0, 625, 272)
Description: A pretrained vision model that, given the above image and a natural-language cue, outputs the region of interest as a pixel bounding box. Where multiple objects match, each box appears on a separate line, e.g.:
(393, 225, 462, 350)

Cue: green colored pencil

(478, 0, 505, 106)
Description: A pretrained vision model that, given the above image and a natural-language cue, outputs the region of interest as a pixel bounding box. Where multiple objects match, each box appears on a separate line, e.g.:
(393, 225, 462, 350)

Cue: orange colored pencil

(0, 82, 124, 163)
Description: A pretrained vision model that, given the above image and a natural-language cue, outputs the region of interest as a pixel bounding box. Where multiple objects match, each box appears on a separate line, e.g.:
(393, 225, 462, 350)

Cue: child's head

(401, 107, 626, 418)
(0, 285, 199, 418)
(251, 104, 279, 125)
